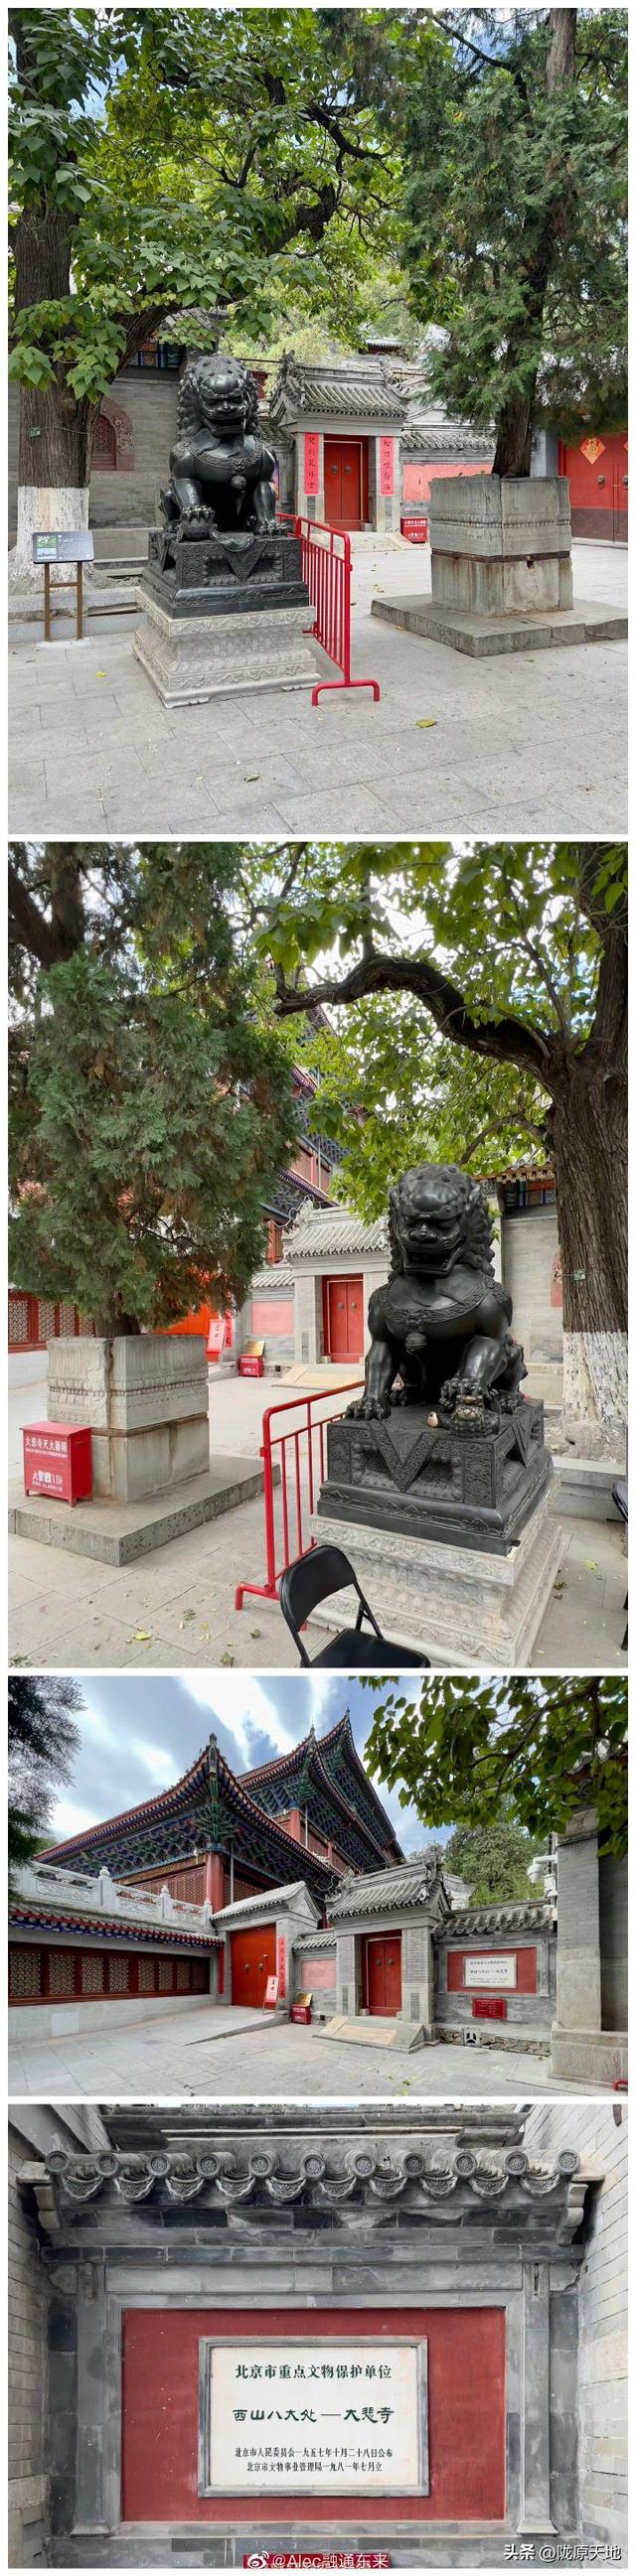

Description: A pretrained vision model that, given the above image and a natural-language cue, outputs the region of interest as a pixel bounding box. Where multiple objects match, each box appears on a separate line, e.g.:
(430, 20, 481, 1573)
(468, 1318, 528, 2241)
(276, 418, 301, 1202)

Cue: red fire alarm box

(473, 1996, 507, 2020)
(23, 1421, 92, 1505)
(290, 1991, 313, 2025)
(400, 514, 428, 544)
(238, 1340, 264, 1377)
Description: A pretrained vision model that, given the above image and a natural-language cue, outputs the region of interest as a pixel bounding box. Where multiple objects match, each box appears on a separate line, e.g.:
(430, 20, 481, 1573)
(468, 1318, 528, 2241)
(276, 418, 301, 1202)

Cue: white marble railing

(14, 1858, 215, 1932)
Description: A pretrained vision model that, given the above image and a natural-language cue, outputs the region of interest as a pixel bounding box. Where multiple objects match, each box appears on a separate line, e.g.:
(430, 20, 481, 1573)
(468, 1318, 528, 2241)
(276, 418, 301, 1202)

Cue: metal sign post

(32, 529, 94, 641)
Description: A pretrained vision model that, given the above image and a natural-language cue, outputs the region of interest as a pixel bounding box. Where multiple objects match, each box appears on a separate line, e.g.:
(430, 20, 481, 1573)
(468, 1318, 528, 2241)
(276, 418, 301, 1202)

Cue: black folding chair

(612, 1466, 627, 1650)
(278, 1542, 428, 1668)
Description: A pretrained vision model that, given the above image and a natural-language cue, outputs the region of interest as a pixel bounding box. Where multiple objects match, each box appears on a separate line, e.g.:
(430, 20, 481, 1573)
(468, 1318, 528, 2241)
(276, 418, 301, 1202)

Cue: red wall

(446, 1946, 538, 1993)
(120, 2304, 506, 2525)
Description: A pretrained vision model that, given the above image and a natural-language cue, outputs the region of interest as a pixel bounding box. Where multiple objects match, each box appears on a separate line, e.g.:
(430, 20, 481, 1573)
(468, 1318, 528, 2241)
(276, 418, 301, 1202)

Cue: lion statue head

(177, 353, 260, 439)
(388, 1164, 495, 1279)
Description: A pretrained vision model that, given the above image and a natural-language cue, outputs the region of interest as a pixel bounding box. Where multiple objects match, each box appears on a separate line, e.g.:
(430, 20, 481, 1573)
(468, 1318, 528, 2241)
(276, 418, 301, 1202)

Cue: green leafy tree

(363, 1674, 627, 1857)
(9, 7, 398, 572)
(9, 843, 299, 1336)
(443, 1808, 545, 1904)
(251, 838, 627, 1434)
(8, 1672, 83, 1884)
(400, 7, 627, 476)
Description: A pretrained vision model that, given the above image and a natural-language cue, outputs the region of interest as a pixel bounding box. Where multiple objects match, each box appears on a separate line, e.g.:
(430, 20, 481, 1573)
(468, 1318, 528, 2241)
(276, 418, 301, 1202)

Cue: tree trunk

(11, 203, 97, 587)
(492, 9, 577, 479)
(550, 1056, 627, 1444)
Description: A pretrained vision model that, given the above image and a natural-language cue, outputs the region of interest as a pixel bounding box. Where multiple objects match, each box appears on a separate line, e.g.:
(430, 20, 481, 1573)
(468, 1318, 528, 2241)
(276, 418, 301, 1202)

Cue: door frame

(323, 435, 369, 530)
(322, 1273, 364, 1360)
(364, 1930, 402, 2017)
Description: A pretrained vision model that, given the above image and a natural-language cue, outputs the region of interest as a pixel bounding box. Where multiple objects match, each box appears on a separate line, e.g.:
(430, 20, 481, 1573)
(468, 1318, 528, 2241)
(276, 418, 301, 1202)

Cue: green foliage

(9, 9, 401, 423)
(8, 1672, 83, 1884)
(241, 837, 626, 1200)
(400, 8, 627, 448)
(443, 1809, 544, 1905)
(9, 848, 299, 1335)
(364, 1674, 627, 1857)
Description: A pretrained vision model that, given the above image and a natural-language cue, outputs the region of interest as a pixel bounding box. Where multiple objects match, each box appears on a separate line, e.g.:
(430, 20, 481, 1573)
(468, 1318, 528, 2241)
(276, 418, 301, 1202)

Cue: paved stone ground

(9, 535, 627, 835)
(8, 2000, 595, 2099)
(9, 1365, 626, 1669)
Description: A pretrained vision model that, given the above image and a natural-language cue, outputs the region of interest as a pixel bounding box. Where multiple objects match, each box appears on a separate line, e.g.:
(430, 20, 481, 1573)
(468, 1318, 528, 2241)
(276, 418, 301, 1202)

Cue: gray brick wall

(524, 2102, 627, 2547)
(9, 2105, 109, 2567)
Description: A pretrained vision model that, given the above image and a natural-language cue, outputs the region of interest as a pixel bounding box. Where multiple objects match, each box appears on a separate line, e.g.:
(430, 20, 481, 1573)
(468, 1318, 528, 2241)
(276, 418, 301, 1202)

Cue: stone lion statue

(160, 353, 277, 536)
(347, 1163, 527, 1425)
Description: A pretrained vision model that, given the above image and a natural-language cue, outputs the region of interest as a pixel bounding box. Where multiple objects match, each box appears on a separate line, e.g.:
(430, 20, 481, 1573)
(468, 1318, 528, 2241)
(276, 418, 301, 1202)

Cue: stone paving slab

(7, 2007, 609, 2100)
(8, 534, 627, 834)
(372, 592, 627, 655)
(8, 1452, 266, 1565)
(8, 1367, 626, 1668)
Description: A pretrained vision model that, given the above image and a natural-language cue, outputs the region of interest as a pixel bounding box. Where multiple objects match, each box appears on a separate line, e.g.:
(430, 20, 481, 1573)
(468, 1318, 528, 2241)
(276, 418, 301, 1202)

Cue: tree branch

(273, 949, 553, 1084)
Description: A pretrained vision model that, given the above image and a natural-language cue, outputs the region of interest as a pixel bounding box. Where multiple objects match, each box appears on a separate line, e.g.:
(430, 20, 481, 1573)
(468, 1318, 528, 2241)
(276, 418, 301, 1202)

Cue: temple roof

(269, 353, 407, 425)
(43, 1718, 401, 1902)
(9, 1902, 215, 1951)
(442, 1900, 556, 1937)
(244, 1711, 403, 1870)
(285, 1207, 389, 1260)
(328, 1853, 450, 1921)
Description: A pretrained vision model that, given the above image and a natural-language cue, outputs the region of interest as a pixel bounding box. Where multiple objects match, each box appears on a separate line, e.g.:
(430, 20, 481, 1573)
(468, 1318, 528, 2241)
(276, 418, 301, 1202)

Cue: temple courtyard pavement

(7, 2000, 606, 2100)
(9, 1361, 627, 1670)
(9, 533, 626, 837)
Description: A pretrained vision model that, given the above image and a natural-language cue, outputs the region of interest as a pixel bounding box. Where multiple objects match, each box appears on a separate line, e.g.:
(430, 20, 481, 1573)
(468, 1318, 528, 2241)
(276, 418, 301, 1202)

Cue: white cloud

(48, 1796, 100, 1841)
(129, 1739, 176, 1787)
(182, 1672, 297, 1764)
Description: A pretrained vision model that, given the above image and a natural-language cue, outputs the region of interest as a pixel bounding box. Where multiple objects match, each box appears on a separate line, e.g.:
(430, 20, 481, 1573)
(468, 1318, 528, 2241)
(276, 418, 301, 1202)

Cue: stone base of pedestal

(322, 2015, 430, 2053)
(550, 2025, 628, 2087)
(371, 594, 627, 657)
(9, 1454, 267, 1565)
(47, 1334, 211, 1503)
(133, 587, 318, 705)
(310, 1485, 562, 1668)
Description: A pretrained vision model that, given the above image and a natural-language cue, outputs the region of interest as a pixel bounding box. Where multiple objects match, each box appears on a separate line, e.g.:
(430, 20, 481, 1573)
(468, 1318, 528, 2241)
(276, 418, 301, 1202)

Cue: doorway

(230, 1922, 276, 2008)
(325, 1275, 364, 1360)
(366, 1932, 402, 2016)
(324, 438, 366, 530)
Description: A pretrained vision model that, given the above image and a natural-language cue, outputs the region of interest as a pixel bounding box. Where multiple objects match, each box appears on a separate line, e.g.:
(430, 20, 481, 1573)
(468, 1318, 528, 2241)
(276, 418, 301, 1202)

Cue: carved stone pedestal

(372, 474, 627, 654)
(311, 1483, 563, 1670)
(317, 1397, 553, 1555)
(134, 525, 318, 704)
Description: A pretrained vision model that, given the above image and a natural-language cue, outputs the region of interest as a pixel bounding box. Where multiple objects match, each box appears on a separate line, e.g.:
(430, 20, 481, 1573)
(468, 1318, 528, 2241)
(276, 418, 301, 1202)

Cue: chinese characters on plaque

(200, 2342, 428, 2497)
(464, 1954, 518, 1990)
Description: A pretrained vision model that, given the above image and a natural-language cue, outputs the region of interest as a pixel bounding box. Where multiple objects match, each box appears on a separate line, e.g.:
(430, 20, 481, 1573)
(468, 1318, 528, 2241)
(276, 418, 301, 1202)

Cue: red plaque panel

(304, 433, 321, 497)
(379, 437, 395, 497)
(277, 1934, 287, 1999)
(120, 2304, 506, 2526)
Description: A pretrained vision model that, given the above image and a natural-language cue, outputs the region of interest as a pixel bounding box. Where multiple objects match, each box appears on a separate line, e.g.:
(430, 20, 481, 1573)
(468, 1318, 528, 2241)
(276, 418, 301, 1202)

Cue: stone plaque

(464, 1953, 517, 1989)
(199, 2339, 428, 2496)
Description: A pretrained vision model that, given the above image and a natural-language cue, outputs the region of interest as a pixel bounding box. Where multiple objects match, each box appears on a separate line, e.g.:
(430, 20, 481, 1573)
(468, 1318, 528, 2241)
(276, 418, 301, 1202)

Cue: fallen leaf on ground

(221, 1650, 236, 1665)
(244, 774, 260, 783)
(131, 1629, 153, 1643)
(180, 1608, 197, 1623)
(584, 1558, 599, 1572)
(416, 718, 437, 729)
(250, 1628, 262, 1638)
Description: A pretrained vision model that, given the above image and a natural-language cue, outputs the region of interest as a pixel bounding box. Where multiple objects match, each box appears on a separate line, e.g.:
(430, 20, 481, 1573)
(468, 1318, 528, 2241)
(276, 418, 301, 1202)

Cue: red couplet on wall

(277, 1934, 287, 1999)
(379, 436, 395, 497)
(304, 432, 321, 497)
(120, 2304, 506, 2526)
(22, 1420, 92, 1504)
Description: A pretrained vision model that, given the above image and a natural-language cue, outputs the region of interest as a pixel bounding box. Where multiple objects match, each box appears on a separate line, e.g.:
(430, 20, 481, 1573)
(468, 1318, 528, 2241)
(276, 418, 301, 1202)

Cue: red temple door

(231, 1923, 276, 2008)
(367, 1933, 401, 2016)
(324, 439, 363, 530)
(326, 1276, 364, 1360)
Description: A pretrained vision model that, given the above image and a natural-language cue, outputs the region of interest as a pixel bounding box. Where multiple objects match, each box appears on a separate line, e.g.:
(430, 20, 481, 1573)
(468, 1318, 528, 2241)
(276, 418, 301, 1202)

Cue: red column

(286, 1807, 302, 1843)
(206, 1853, 226, 1910)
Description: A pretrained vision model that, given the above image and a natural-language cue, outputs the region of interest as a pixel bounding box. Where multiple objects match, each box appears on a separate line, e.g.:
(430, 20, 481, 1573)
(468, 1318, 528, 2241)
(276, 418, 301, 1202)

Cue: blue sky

(47, 1671, 444, 1855)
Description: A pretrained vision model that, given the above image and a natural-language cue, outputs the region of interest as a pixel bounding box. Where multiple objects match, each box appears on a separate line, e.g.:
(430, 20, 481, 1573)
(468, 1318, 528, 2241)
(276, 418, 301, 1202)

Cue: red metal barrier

(278, 512, 380, 707)
(235, 1379, 364, 1610)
